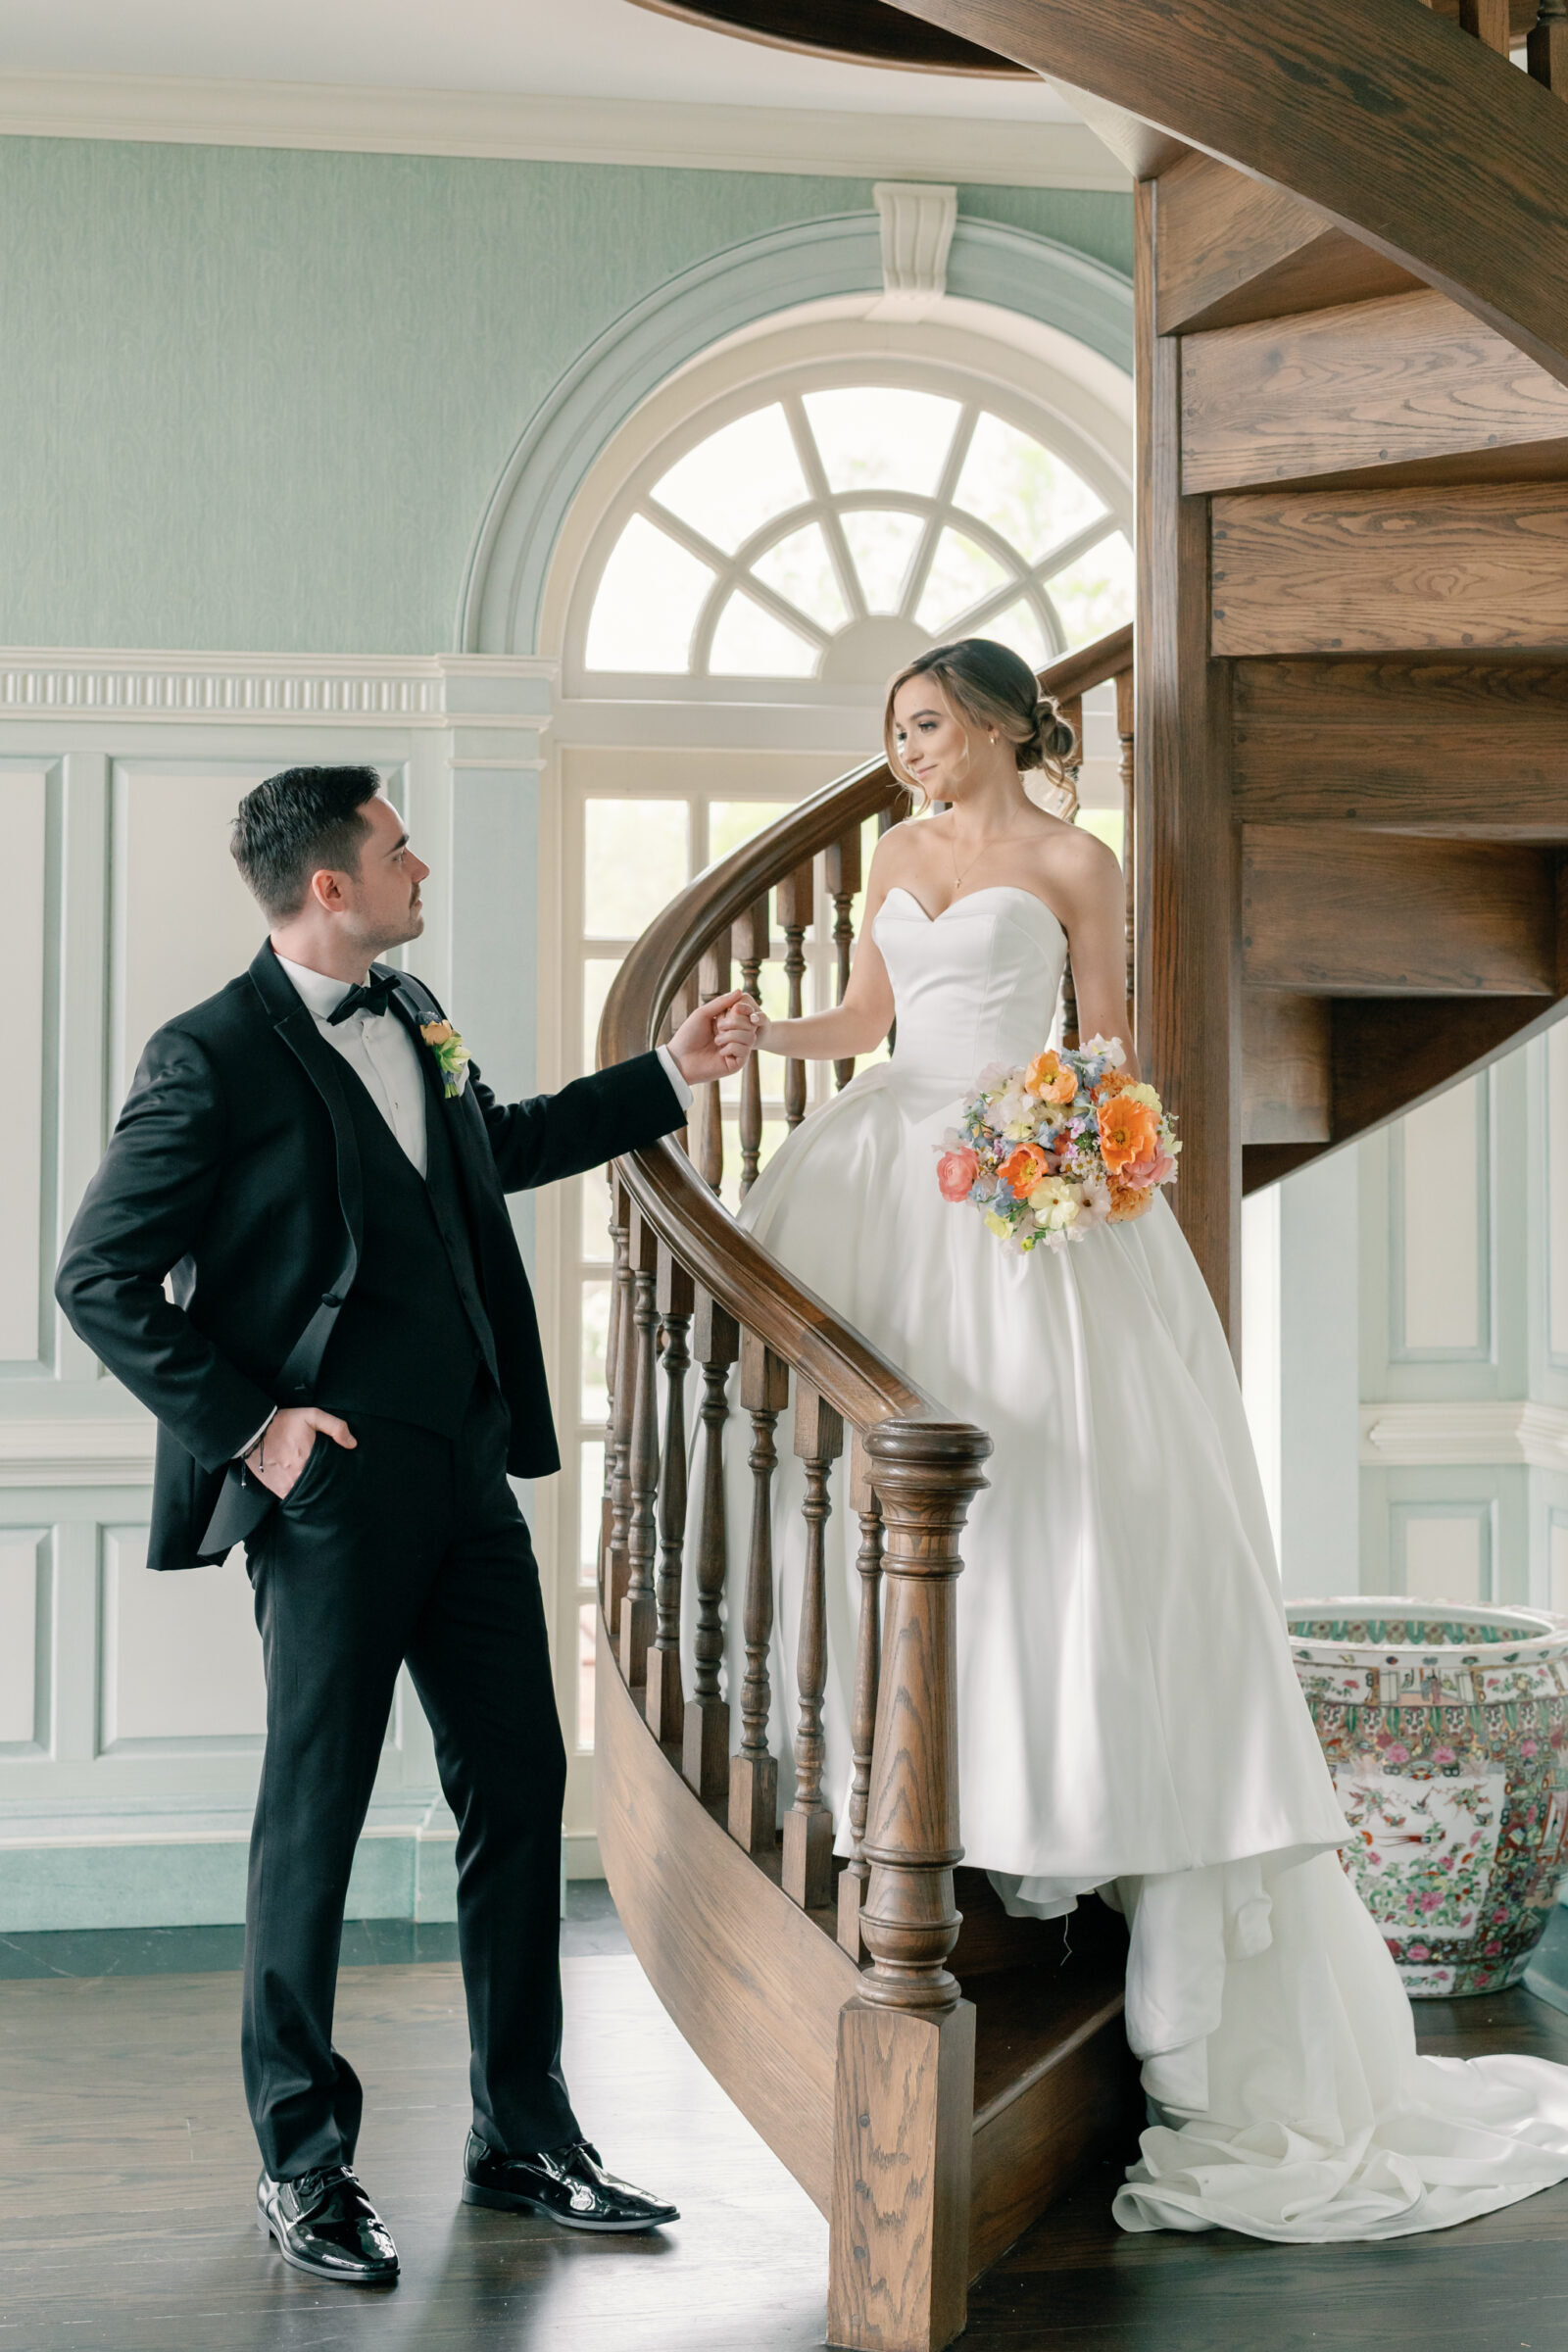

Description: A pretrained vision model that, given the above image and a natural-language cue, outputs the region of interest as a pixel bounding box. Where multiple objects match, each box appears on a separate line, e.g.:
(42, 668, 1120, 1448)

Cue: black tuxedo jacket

(56, 941, 682, 1570)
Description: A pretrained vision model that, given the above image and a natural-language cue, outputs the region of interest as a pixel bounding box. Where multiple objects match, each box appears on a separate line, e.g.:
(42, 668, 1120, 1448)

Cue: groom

(55, 765, 752, 2286)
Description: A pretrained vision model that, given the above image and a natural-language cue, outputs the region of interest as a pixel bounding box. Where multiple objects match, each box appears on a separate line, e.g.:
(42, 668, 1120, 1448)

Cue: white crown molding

(0, 1418, 156, 1488)
(0, 73, 1130, 191)
(0, 646, 556, 728)
(1360, 1399, 1568, 1471)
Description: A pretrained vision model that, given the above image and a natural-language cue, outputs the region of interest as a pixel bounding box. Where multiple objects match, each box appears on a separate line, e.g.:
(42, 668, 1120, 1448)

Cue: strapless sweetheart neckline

(880, 881, 1066, 937)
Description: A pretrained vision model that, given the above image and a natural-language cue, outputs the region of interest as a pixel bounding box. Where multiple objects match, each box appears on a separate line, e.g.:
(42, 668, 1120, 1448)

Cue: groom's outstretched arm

(55, 1027, 276, 1470)
(472, 1052, 686, 1194)
(474, 986, 754, 1193)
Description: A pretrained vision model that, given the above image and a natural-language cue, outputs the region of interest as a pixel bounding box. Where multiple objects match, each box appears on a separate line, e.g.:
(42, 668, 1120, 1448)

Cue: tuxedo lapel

(243, 944, 364, 1391)
(388, 975, 496, 1220)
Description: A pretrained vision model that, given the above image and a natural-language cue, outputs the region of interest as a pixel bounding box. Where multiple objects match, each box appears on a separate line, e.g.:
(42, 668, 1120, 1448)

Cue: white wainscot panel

(1550, 1020, 1568, 1365)
(1397, 1506, 1489, 1605)
(1397, 1075, 1486, 1356)
(111, 764, 270, 1104)
(0, 1530, 45, 1746)
(100, 1528, 266, 1750)
(0, 768, 47, 1363)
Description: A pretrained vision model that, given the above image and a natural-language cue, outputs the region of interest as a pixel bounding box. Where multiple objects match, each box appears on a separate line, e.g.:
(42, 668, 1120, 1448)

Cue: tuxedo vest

(314, 1038, 499, 1438)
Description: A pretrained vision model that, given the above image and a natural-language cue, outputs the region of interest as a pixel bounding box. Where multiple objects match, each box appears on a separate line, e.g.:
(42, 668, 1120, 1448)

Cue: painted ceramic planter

(1287, 1601, 1568, 1997)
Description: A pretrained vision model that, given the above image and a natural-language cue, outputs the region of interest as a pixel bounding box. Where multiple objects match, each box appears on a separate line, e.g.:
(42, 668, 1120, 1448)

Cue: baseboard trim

(0, 1819, 593, 1932)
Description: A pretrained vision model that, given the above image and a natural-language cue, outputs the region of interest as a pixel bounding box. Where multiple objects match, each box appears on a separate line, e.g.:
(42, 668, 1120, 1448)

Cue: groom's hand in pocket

(666, 987, 760, 1085)
(244, 1406, 357, 1500)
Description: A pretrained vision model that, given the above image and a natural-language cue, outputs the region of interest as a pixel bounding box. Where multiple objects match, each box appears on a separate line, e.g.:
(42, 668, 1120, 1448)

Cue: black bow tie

(327, 973, 399, 1025)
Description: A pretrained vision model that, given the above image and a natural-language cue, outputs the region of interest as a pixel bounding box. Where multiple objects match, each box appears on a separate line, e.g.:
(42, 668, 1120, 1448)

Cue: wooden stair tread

(969, 1961, 1128, 2128)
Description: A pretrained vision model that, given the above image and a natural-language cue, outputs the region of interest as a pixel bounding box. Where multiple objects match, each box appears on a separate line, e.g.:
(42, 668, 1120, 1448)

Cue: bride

(705, 634, 1568, 2241)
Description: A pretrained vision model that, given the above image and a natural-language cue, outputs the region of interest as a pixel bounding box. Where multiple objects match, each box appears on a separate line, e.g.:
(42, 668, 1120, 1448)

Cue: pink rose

(936, 1147, 980, 1203)
(1385, 1743, 1411, 1765)
(1407, 1943, 1430, 1960)
(1419, 1891, 1442, 1913)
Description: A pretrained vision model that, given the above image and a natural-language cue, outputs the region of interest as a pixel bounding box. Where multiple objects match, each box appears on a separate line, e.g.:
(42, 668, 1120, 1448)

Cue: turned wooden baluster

(825, 827, 861, 1092)
(728, 1332, 789, 1853)
(1532, 0, 1568, 89)
(827, 1417, 991, 2352)
(837, 1433, 884, 1960)
(783, 1384, 845, 1912)
(617, 1206, 660, 1690)
(682, 1286, 740, 1804)
(603, 1172, 637, 1630)
(1116, 665, 1136, 1034)
(735, 896, 769, 1199)
(646, 1243, 693, 1743)
(693, 930, 731, 1197)
(777, 861, 812, 1132)
(1458, 0, 1511, 50)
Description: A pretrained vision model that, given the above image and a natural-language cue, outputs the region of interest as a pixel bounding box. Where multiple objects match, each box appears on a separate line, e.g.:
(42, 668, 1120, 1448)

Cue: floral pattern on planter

(1288, 1602, 1568, 1997)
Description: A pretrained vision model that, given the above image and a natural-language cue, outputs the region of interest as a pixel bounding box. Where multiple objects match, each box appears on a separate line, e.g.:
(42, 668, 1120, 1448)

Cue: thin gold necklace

(950, 819, 1031, 897)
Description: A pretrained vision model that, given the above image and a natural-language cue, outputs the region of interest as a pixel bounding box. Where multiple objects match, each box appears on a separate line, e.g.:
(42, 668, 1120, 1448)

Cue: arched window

(574, 363, 1132, 692)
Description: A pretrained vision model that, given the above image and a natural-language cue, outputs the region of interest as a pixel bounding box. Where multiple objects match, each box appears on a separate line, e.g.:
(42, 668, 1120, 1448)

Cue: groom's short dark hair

(232, 766, 383, 921)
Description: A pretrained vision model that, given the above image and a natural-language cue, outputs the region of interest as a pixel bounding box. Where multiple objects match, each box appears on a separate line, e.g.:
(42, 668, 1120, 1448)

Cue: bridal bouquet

(936, 1037, 1179, 1253)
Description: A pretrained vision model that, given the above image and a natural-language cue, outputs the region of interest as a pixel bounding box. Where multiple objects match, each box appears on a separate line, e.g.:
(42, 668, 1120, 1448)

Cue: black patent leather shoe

(462, 2131, 678, 2231)
(256, 2165, 399, 2285)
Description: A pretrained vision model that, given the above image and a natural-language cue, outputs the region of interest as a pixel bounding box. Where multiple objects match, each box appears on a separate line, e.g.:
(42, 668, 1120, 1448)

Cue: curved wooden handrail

(887, 0, 1568, 389)
(597, 621, 1135, 1433)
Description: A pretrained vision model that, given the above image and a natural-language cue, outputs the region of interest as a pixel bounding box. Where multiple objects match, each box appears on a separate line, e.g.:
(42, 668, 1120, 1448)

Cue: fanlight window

(584, 384, 1132, 684)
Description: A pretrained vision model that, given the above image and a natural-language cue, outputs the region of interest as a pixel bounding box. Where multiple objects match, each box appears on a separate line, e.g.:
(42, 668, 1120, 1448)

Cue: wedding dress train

(685, 880, 1568, 2239)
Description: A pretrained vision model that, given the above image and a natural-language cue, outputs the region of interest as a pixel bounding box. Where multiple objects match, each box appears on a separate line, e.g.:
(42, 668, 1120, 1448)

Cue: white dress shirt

(236, 956, 694, 1462)
(275, 953, 432, 1172)
(273, 955, 694, 1168)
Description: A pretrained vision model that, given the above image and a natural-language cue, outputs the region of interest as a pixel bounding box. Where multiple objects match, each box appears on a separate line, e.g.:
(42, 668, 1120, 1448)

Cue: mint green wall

(0, 136, 1132, 656)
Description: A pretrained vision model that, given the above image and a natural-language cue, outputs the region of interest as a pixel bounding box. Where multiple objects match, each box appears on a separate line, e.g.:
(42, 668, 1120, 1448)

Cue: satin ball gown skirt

(683, 884, 1568, 2237)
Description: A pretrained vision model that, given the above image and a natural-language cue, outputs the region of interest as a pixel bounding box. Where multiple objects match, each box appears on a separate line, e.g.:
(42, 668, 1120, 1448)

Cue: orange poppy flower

(999, 1142, 1052, 1200)
(1097, 1095, 1158, 1174)
(1025, 1050, 1078, 1104)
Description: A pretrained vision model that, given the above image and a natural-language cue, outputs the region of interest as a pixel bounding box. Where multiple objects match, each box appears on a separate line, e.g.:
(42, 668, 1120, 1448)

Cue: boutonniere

(418, 1018, 471, 1100)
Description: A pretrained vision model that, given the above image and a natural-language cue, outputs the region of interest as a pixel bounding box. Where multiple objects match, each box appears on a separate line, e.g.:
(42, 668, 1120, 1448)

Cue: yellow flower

(984, 1211, 1011, 1239)
(1028, 1176, 1082, 1232)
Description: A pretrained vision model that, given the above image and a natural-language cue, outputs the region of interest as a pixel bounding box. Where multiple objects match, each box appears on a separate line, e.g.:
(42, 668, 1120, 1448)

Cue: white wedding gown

(688, 881, 1568, 2239)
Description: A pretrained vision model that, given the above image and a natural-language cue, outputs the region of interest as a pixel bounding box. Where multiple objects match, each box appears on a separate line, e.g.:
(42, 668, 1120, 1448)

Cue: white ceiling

(0, 0, 1080, 122)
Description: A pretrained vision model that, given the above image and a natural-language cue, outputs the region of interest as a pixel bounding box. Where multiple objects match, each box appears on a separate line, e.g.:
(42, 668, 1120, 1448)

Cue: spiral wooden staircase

(594, 7, 1568, 2347)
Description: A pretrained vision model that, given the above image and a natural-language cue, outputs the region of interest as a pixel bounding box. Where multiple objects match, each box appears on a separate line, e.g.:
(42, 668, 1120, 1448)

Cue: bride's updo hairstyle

(882, 637, 1077, 808)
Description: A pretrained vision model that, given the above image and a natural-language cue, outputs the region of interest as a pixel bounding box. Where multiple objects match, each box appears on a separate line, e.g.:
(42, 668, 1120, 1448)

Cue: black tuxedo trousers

(242, 1380, 579, 2178)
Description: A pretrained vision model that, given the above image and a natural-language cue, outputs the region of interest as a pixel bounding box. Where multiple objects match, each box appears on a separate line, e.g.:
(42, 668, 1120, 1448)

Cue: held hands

(712, 997, 770, 1061)
(244, 1405, 357, 1500)
(666, 988, 766, 1086)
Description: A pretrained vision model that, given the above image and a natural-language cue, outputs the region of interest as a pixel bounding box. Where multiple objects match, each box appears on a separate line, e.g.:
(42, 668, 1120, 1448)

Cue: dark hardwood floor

(4, 1932, 1568, 2350)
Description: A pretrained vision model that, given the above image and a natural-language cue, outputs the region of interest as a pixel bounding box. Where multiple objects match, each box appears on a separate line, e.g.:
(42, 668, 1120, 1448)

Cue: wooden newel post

(827, 1418, 991, 2352)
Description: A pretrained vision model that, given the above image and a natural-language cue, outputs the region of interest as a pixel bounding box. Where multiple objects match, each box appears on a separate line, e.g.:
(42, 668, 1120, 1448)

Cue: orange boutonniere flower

(418, 1017, 471, 1100)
